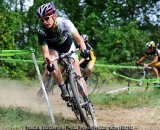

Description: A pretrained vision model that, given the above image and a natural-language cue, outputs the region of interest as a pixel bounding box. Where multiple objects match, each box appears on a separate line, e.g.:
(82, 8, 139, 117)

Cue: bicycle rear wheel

(87, 72, 98, 95)
(128, 72, 150, 94)
(37, 74, 55, 97)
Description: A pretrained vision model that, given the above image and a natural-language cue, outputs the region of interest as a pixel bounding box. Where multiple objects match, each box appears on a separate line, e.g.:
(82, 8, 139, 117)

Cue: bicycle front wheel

(128, 72, 149, 94)
(69, 74, 91, 128)
(87, 72, 98, 95)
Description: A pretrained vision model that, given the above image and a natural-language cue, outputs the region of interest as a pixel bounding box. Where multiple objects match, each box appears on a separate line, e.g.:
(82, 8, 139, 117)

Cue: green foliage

(0, 58, 43, 80)
(1, 1, 160, 79)
(96, 22, 151, 63)
(0, 5, 21, 50)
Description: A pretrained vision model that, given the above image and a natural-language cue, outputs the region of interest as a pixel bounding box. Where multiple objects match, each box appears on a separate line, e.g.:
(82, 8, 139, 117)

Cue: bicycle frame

(50, 49, 87, 94)
(128, 65, 153, 94)
(139, 66, 152, 79)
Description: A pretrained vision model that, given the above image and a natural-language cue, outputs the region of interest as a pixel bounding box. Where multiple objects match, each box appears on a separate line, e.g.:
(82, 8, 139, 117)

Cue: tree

(0, 1, 21, 50)
(96, 22, 151, 63)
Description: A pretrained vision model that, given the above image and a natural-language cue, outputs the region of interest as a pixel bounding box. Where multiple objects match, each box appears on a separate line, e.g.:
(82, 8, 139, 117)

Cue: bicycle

(80, 68, 98, 95)
(127, 65, 156, 94)
(37, 61, 99, 97)
(40, 49, 97, 129)
(37, 71, 55, 97)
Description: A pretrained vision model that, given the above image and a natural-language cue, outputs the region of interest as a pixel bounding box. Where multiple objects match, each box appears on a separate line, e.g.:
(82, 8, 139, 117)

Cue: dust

(0, 78, 75, 117)
(0, 78, 160, 130)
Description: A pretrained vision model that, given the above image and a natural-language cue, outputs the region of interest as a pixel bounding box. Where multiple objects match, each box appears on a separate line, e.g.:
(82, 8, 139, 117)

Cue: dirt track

(0, 79, 160, 130)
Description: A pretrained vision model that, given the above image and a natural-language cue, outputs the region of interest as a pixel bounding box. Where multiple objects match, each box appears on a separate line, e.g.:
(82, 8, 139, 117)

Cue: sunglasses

(41, 16, 50, 22)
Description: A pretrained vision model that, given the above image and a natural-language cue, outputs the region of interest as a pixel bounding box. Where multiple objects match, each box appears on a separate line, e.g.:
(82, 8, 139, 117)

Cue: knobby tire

(87, 72, 98, 95)
(69, 74, 90, 128)
(128, 72, 150, 94)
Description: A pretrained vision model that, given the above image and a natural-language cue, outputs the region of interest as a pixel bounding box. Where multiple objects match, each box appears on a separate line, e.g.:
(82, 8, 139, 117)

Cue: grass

(0, 106, 50, 129)
(90, 90, 160, 108)
(0, 106, 79, 130)
(90, 66, 160, 108)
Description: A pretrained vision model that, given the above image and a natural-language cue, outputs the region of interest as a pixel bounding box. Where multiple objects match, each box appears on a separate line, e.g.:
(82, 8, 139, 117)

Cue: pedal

(67, 102, 72, 107)
(81, 102, 88, 108)
(63, 97, 70, 102)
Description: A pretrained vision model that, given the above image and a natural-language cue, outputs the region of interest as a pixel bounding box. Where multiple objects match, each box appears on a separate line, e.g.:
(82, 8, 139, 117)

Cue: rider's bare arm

(41, 45, 51, 63)
(73, 32, 86, 51)
(79, 58, 85, 64)
(137, 55, 147, 65)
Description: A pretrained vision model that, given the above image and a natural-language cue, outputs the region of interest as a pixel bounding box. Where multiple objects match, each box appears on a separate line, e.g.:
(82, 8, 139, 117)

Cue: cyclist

(136, 41, 160, 84)
(37, 2, 89, 100)
(79, 34, 96, 81)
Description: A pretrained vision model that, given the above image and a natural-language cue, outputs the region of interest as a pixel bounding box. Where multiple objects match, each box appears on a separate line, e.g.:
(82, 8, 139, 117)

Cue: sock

(84, 76, 88, 81)
(58, 84, 65, 90)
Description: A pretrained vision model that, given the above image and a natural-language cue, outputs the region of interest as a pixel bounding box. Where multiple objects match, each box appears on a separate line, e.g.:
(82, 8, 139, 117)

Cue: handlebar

(43, 49, 79, 66)
(50, 48, 79, 62)
(44, 49, 79, 72)
(136, 64, 152, 70)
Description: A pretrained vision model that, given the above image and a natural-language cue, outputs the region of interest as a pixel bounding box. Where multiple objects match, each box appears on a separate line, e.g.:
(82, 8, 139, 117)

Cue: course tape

(95, 64, 139, 69)
(0, 49, 42, 63)
(0, 50, 140, 69)
(0, 50, 157, 76)
(0, 52, 31, 56)
(0, 58, 43, 63)
(0, 58, 140, 69)
(0, 49, 32, 56)
(0, 50, 30, 53)
(113, 71, 159, 84)
(1, 50, 160, 90)
(0, 49, 34, 53)
(0, 50, 137, 68)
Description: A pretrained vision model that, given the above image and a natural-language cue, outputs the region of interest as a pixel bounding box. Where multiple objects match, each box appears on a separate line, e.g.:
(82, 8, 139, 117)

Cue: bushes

(0, 56, 43, 80)
(96, 22, 151, 64)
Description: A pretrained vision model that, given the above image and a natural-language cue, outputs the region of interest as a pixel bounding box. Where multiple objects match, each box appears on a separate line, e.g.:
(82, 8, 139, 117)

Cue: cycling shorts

(88, 50, 96, 65)
(155, 62, 160, 68)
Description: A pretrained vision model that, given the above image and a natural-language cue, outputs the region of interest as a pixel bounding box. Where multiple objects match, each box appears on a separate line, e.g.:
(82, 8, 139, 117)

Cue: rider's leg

(152, 67, 159, 79)
(85, 63, 94, 80)
(153, 62, 160, 79)
(152, 63, 160, 89)
(73, 59, 88, 96)
(42, 66, 48, 80)
(49, 50, 69, 98)
(85, 56, 96, 80)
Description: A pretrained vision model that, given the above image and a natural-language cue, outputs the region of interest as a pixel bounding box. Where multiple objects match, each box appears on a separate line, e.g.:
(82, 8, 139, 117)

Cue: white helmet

(37, 2, 56, 18)
(81, 34, 89, 42)
(146, 41, 156, 48)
